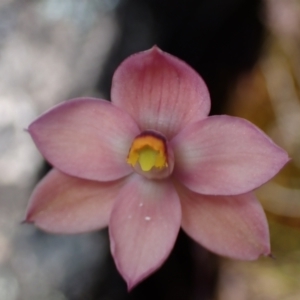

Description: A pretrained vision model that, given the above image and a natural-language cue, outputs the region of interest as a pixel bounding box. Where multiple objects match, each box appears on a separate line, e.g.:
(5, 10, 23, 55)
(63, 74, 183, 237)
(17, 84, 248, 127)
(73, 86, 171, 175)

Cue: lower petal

(109, 174, 181, 290)
(25, 169, 126, 234)
(178, 184, 270, 260)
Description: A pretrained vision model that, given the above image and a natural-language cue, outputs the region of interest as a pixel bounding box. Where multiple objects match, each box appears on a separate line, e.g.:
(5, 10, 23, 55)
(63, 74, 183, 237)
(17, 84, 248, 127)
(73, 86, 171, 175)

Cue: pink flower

(26, 47, 288, 289)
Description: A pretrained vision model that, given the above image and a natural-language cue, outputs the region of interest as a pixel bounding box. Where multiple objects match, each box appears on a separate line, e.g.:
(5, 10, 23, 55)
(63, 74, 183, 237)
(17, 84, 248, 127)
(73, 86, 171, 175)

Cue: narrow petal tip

(149, 44, 162, 53)
(267, 253, 276, 260)
(20, 218, 33, 225)
(277, 148, 290, 168)
(126, 279, 139, 292)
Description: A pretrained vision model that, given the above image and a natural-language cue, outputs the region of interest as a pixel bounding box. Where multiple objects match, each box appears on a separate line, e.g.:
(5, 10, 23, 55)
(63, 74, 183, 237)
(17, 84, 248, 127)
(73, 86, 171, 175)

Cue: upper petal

(178, 184, 270, 260)
(171, 115, 289, 195)
(111, 46, 210, 139)
(28, 98, 140, 182)
(109, 174, 181, 290)
(25, 169, 126, 234)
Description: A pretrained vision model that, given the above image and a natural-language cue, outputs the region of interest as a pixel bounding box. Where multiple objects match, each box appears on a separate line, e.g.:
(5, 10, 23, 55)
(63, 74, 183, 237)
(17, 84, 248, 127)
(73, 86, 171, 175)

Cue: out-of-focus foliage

(219, 0, 300, 299)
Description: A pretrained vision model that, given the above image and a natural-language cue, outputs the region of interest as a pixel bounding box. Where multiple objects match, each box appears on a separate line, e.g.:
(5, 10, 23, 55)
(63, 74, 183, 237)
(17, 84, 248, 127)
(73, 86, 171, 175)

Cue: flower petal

(172, 115, 289, 195)
(25, 169, 126, 234)
(28, 98, 140, 182)
(111, 46, 210, 139)
(177, 184, 270, 260)
(109, 174, 181, 290)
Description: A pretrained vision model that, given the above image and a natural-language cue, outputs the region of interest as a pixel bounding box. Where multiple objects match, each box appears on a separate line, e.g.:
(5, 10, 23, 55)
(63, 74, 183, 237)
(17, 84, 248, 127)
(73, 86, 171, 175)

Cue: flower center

(127, 132, 167, 171)
(127, 130, 174, 179)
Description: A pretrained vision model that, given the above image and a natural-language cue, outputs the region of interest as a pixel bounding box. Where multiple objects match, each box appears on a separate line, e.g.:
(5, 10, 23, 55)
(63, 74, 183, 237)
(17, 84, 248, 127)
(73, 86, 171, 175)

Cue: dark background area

(99, 0, 265, 115)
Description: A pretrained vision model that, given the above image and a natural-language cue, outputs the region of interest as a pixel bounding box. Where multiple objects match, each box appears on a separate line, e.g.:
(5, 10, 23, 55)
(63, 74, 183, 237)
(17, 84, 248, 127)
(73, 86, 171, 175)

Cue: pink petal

(172, 115, 289, 195)
(111, 46, 210, 139)
(28, 98, 140, 182)
(25, 169, 126, 234)
(109, 174, 181, 290)
(178, 184, 270, 260)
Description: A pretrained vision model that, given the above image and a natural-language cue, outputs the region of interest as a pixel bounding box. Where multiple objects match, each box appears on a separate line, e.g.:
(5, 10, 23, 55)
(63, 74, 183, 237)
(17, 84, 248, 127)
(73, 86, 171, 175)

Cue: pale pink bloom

(26, 47, 288, 289)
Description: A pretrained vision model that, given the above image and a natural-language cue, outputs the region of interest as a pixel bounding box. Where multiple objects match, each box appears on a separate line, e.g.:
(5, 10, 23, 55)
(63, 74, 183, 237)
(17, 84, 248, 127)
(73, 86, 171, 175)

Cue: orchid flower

(25, 46, 289, 289)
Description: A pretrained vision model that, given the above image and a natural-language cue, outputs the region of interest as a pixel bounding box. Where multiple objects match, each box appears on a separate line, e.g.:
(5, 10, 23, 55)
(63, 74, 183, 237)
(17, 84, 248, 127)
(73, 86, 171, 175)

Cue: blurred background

(0, 0, 299, 299)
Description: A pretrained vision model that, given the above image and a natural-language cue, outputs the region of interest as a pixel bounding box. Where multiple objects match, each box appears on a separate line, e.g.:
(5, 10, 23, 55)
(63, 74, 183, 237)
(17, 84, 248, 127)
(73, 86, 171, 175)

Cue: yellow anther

(127, 133, 167, 172)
